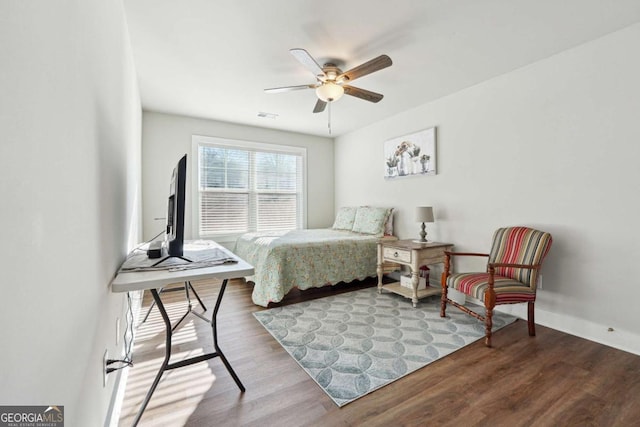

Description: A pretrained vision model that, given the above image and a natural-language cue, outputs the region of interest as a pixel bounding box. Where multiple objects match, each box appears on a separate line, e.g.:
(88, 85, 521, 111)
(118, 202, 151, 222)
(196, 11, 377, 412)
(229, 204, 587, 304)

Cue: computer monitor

(166, 154, 187, 257)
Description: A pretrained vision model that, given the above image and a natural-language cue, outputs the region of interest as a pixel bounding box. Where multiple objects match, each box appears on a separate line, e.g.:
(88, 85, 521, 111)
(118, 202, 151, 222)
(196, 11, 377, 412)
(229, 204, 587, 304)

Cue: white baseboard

(407, 282, 640, 356)
(535, 307, 640, 356)
(494, 303, 640, 356)
(105, 365, 129, 427)
(105, 290, 144, 426)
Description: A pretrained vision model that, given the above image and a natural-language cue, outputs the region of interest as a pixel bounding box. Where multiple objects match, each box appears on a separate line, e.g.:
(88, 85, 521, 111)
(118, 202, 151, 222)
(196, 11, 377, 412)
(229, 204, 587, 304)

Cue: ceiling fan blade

(313, 99, 327, 113)
(343, 85, 384, 103)
(264, 84, 316, 94)
(290, 48, 326, 80)
(338, 54, 392, 83)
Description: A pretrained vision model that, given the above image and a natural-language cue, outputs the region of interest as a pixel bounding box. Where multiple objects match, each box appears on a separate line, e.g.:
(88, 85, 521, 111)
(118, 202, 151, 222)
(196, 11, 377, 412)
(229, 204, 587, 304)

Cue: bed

(234, 206, 395, 307)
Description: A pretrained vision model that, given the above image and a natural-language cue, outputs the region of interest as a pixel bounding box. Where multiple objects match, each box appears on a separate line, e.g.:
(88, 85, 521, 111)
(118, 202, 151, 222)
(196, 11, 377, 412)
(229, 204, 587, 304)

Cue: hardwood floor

(118, 278, 640, 426)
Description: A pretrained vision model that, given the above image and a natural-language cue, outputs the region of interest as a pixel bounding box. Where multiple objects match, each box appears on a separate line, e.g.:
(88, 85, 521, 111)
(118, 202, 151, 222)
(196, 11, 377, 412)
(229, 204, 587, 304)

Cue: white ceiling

(124, 0, 640, 137)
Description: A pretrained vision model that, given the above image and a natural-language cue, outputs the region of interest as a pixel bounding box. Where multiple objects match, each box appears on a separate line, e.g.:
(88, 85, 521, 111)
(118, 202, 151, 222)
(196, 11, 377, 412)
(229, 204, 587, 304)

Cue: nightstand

(377, 239, 454, 307)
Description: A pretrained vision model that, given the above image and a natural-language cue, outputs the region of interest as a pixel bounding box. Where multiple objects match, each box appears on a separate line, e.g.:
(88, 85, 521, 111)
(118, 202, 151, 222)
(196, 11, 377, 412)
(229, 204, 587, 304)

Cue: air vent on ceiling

(257, 112, 278, 119)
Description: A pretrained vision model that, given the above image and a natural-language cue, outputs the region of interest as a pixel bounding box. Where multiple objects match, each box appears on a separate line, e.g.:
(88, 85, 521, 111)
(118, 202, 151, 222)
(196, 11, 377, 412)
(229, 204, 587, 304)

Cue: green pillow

(332, 207, 358, 230)
(352, 207, 391, 235)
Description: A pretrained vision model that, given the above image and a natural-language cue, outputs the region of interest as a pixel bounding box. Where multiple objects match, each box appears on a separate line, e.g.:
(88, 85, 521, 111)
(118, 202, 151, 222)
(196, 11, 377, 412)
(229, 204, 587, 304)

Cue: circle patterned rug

(253, 287, 517, 406)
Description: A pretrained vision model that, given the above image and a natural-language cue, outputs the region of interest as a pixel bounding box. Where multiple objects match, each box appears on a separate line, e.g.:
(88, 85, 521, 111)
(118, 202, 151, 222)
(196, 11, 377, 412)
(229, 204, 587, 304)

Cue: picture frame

(384, 127, 436, 179)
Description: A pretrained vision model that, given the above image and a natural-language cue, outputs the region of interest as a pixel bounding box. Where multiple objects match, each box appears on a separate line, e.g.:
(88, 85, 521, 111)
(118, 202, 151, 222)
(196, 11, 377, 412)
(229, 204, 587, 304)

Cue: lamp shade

(316, 82, 344, 102)
(416, 206, 434, 223)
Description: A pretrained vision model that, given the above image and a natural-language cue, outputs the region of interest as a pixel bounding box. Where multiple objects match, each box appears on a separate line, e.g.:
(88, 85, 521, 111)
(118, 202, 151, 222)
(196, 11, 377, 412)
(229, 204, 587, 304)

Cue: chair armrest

(485, 263, 541, 292)
(445, 251, 489, 258)
(488, 262, 541, 270)
(443, 252, 490, 283)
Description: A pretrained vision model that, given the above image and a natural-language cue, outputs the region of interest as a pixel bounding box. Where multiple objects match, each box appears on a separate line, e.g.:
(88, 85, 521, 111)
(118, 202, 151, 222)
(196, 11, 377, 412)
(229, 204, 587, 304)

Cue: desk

(377, 240, 453, 307)
(111, 240, 254, 426)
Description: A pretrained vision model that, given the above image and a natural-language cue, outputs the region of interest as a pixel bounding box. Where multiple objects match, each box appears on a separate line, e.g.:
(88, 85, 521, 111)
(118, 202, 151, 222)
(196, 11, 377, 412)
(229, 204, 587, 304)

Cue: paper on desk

(119, 247, 237, 273)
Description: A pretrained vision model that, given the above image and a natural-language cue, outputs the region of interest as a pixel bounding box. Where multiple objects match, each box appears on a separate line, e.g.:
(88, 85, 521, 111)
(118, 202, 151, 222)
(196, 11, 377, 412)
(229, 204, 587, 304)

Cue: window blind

(196, 140, 304, 237)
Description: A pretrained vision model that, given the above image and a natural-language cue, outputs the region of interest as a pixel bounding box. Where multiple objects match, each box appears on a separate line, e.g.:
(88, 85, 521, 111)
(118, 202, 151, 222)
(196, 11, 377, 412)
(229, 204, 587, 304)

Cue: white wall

(141, 112, 335, 244)
(335, 24, 640, 355)
(0, 1, 142, 425)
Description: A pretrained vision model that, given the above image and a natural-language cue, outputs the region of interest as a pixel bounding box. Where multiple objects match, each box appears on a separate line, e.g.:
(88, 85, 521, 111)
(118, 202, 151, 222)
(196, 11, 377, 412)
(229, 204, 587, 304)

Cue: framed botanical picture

(384, 127, 436, 179)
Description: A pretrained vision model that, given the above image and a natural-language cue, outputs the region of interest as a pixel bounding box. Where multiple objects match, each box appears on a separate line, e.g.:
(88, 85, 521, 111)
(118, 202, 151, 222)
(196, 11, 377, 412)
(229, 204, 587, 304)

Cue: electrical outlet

(103, 349, 109, 387)
(537, 273, 543, 290)
(116, 317, 120, 346)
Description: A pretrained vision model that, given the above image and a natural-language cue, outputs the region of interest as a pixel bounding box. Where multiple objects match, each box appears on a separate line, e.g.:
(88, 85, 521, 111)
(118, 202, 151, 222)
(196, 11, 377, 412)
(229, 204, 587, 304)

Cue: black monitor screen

(166, 154, 187, 257)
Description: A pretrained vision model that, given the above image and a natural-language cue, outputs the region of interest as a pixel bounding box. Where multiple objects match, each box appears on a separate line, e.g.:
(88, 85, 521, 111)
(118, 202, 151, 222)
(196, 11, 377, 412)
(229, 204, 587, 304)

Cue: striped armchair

(440, 227, 552, 347)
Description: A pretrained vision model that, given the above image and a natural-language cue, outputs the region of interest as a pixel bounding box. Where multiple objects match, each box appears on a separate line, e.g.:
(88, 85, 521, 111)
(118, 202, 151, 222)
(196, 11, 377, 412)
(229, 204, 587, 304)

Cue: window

(192, 135, 306, 241)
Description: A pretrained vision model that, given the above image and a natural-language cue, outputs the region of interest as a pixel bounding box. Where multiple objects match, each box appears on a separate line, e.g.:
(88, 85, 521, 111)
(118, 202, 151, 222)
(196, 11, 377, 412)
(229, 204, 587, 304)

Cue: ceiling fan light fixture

(316, 82, 344, 102)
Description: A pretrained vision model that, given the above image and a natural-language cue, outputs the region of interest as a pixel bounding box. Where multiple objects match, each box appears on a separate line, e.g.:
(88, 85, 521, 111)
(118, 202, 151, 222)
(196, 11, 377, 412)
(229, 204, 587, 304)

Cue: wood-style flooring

(118, 278, 640, 426)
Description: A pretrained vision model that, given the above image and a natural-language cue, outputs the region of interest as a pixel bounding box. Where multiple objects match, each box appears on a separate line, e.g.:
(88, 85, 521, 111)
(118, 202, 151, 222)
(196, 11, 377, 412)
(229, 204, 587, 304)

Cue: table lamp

(415, 206, 434, 243)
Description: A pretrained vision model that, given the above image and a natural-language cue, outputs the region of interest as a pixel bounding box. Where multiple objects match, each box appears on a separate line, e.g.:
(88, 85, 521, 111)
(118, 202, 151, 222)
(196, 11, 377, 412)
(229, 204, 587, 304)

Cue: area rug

(253, 287, 516, 406)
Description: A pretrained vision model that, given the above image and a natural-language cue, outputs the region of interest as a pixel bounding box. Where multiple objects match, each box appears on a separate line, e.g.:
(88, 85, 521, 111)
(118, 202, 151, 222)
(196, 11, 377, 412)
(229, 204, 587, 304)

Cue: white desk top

(110, 240, 254, 293)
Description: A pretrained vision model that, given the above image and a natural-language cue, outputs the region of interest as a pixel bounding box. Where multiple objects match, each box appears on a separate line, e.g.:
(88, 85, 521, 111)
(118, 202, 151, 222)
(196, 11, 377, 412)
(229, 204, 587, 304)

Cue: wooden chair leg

(484, 269, 497, 347)
(528, 301, 536, 336)
(440, 272, 448, 318)
(484, 307, 493, 347)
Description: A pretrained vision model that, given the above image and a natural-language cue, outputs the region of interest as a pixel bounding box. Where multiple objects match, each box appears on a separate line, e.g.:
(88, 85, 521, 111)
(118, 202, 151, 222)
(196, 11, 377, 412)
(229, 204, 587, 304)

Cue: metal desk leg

(131, 280, 244, 426)
(140, 281, 208, 327)
(211, 279, 245, 392)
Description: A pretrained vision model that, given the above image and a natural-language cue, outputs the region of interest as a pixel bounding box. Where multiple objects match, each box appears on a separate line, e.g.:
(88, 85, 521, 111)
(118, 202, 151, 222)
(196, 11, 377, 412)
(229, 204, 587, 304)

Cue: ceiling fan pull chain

(328, 102, 332, 135)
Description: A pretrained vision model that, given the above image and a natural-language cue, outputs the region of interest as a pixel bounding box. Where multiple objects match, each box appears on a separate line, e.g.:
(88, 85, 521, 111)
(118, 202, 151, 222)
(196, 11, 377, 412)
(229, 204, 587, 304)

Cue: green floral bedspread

(234, 228, 379, 307)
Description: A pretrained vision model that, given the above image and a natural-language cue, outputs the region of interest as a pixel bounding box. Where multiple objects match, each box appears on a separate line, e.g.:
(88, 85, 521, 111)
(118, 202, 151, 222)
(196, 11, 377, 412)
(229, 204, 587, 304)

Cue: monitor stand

(150, 254, 192, 268)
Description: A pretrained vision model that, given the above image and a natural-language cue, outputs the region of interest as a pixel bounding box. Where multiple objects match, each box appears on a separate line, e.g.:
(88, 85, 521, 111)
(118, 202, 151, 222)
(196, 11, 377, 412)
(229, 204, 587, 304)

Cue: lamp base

(417, 222, 427, 243)
(412, 239, 429, 244)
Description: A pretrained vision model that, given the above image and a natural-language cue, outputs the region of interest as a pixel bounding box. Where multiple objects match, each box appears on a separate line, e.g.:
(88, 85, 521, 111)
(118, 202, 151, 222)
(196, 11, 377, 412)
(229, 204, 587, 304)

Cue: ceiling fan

(265, 48, 393, 114)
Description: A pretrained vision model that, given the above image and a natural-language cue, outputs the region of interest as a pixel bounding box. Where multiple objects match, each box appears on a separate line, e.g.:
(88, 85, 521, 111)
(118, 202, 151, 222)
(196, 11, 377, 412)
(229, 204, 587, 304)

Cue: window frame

(191, 135, 307, 243)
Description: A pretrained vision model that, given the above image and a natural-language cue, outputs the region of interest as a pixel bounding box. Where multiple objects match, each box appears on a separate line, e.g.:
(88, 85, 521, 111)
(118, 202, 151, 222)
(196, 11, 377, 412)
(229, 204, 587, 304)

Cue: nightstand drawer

(383, 247, 411, 263)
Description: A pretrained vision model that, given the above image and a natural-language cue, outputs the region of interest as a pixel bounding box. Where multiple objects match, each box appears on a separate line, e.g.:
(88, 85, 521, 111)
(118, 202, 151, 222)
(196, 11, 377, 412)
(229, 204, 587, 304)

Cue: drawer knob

(394, 252, 399, 257)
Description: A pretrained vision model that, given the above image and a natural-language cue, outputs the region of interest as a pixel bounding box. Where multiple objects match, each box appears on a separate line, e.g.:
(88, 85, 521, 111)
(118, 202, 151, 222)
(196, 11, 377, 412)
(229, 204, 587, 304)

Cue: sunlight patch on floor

(119, 292, 219, 426)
